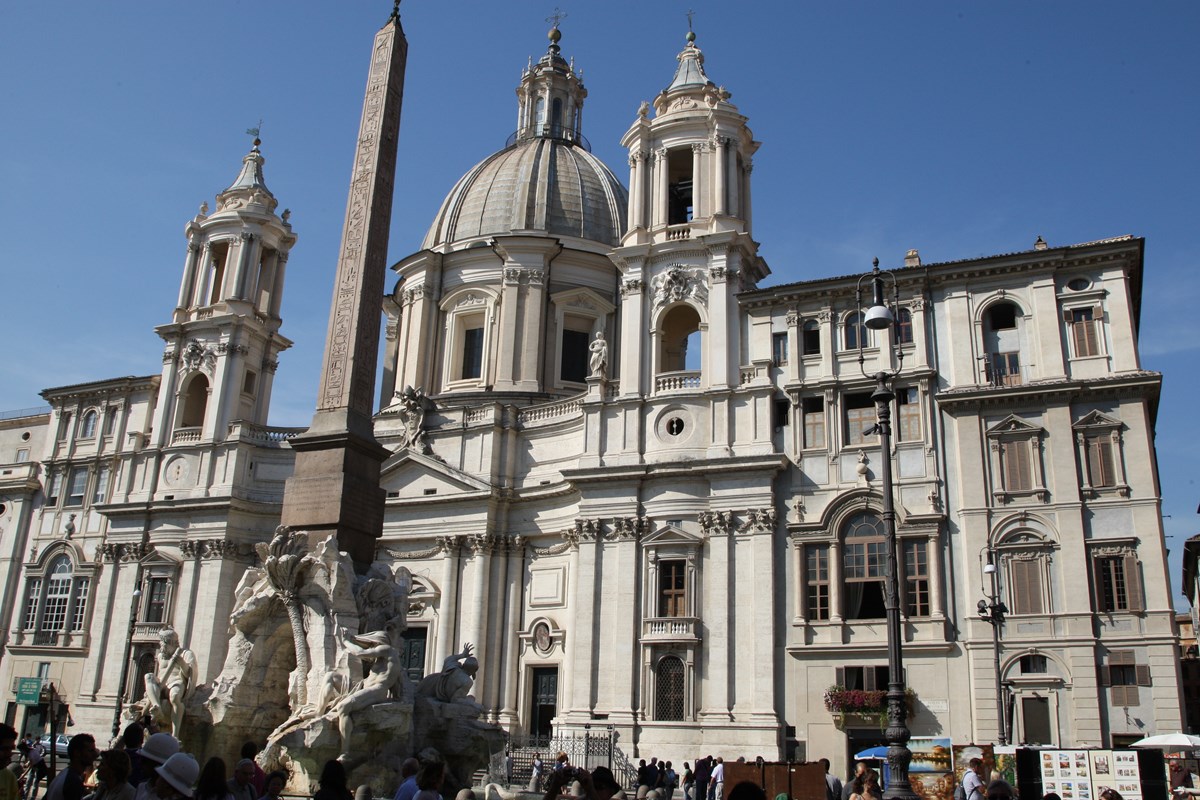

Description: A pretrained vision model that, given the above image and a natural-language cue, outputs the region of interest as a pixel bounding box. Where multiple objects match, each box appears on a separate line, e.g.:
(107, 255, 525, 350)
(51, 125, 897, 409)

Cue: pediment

(550, 286, 616, 316)
(986, 414, 1044, 437)
(140, 548, 181, 567)
(642, 524, 704, 548)
(1072, 410, 1121, 430)
(379, 450, 491, 498)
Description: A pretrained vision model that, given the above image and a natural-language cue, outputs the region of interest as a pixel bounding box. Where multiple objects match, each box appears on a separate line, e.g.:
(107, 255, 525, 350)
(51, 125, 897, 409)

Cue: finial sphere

(549, 27, 561, 43)
(873, 257, 880, 268)
(686, 30, 696, 43)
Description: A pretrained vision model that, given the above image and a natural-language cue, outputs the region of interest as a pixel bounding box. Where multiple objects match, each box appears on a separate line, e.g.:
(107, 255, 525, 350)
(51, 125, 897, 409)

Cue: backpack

(953, 786, 967, 800)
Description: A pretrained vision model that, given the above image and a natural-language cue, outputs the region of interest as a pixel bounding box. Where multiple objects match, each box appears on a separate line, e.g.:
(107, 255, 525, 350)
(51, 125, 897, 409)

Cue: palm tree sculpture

(259, 526, 318, 707)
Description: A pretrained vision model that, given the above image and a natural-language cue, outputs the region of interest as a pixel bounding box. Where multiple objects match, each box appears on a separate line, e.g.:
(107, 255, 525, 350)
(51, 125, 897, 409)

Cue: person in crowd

(238, 747, 264, 799)
(88, 750, 136, 800)
(985, 782, 1014, 800)
(708, 759, 724, 800)
(962, 760, 985, 800)
(663, 763, 677, 800)
(1042, 793, 1062, 800)
(645, 761, 659, 796)
(258, 773, 286, 800)
(194, 758, 231, 800)
(637, 763, 648, 792)
(681, 764, 694, 800)
(819, 759, 840, 800)
(313, 762, 351, 800)
(862, 772, 881, 800)
(528, 754, 544, 794)
(46, 734, 99, 800)
(133, 734, 181, 800)
(393, 759, 420, 800)
(2, 725, 20, 800)
(226, 762, 256, 800)
(841, 764, 866, 800)
(151, 754, 199, 800)
(1098, 791, 1123, 800)
(23, 734, 47, 800)
(120, 726, 146, 788)
(846, 778, 866, 800)
(555, 754, 570, 774)
(413, 762, 444, 800)
(694, 758, 712, 800)
(1172, 761, 1195, 795)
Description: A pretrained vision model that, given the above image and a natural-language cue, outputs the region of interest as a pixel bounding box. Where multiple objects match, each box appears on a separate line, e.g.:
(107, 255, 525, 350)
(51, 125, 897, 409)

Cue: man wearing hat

(45, 734, 98, 800)
(133, 734, 180, 800)
(152, 754, 198, 800)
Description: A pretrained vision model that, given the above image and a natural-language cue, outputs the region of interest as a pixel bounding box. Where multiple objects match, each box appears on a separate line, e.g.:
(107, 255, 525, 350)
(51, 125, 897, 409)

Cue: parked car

(37, 733, 70, 758)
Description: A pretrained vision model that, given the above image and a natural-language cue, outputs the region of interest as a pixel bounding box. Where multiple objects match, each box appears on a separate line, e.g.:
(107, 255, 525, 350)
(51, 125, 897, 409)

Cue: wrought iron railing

(505, 126, 592, 152)
(502, 729, 635, 790)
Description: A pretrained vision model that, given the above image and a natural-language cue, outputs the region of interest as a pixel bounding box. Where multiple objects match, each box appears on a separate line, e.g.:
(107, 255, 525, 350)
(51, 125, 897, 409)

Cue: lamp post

(112, 579, 143, 738)
(856, 259, 916, 800)
(978, 551, 1008, 745)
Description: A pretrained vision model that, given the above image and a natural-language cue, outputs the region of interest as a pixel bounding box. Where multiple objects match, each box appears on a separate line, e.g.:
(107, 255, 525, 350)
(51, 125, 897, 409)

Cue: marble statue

(395, 386, 429, 452)
(143, 626, 197, 736)
(330, 616, 407, 760)
(588, 332, 608, 380)
(417, 643, 479, 704)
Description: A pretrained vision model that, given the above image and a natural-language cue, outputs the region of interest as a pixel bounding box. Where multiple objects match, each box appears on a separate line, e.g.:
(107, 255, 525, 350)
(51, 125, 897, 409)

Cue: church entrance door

(530, 667, 558, 739)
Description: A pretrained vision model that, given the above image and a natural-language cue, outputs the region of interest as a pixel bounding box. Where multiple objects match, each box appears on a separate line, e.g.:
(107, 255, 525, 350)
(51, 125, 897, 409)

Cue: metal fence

(495, 729, 638, 791)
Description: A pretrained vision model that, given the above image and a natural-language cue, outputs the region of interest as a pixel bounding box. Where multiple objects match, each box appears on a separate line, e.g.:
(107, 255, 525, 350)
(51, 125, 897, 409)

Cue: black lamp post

(112, 579, 143, 738)
(978, 551, 1008, 745)
(856, 259, 916, 800)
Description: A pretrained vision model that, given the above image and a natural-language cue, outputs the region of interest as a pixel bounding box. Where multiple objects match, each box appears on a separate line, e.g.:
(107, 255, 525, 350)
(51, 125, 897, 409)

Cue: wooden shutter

(1097, 662, 1111, 687)
(1124, 553, 1144, 612)
(1004, 440, 1032, 491)
(1135, 665, 1152, 686)
(835, 667, 845, 688)
(1010, 559, 1043, 615)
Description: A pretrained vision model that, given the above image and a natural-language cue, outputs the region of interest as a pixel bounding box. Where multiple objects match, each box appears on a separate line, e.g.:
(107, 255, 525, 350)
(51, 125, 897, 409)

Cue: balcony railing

(505, 125, 591, 152)
(642, 616, 699, 642)
(655, 370, 702, 393)
(32, 630, 60, 646)
(982, 352, 1022, 387)
(171, 426, 202, 444)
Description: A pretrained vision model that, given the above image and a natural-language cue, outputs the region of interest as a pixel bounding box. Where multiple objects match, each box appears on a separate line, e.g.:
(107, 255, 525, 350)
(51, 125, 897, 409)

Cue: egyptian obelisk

(281, 6, 407, 566)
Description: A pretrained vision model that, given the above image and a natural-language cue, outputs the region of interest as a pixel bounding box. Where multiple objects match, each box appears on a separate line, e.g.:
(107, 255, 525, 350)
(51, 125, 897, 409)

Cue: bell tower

(150, 139, 297, 448)
(612, 30, 768, 402)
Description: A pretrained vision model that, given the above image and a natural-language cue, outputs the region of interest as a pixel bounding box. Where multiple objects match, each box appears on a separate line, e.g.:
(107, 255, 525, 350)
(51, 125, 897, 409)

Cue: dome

(422, 136, 628, 250)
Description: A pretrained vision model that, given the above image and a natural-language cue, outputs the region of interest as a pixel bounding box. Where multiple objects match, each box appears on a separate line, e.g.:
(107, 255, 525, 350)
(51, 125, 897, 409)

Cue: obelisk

(281, 6, 407, 566)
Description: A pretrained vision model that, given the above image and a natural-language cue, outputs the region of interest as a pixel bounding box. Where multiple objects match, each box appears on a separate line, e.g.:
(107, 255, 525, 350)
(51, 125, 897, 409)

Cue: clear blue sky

(2, 3, 1197, 603)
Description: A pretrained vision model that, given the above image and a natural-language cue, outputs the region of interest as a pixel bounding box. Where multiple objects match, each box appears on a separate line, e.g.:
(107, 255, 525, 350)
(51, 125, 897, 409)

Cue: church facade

(0, 22, 1181, 771)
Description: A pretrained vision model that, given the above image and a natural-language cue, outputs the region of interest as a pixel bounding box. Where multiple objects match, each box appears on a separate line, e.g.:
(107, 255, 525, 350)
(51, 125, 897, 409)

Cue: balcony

(655, 371, 701, 393)
(982, 352, 1022, 387)
(642, 616, 699, 643)
(171, 427, 202, 445)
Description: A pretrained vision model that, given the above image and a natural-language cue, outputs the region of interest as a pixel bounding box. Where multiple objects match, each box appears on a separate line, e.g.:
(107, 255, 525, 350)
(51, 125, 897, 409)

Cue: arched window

(660, 305, 702, 373)
(843, 512, 887, 620)
(894, 308, 914, 345)
(79, 410, 98, 439)
(181, 374, 209, 428)
(983, 301, 1023, 385)
(844, 312, 868, 351)
(655, 655, 685, 721)
(535, 97, 546, 128)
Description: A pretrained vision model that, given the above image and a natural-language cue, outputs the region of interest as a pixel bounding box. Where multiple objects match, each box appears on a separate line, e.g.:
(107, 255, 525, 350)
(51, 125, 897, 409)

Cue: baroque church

(0, 19, 1182, 772)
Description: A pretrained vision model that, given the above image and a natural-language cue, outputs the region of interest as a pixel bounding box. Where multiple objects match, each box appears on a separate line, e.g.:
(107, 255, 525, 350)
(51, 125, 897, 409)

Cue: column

(516, 270, 546, 391)
(653, 148, 669, 227)
(829, 539, 844, 624)
(749, 523, 777, 721)
(192, 242, 213, 307)
(498, 536, 525, 727)
(691, 143, 705, 220)
(713, 136, 727, 216)
(484, 538, 507, 719)
(492, 269, 523, 391)
(230, 232, 257, 301)
(464, 537, 493, 691)
(628, 154, 642, 230)
(742, 159, 753, 233)
(728, 148, 741, 221)
(269, 251, 288, 319)
(176, 241, 201, 311)
(435, 537, 461, 665)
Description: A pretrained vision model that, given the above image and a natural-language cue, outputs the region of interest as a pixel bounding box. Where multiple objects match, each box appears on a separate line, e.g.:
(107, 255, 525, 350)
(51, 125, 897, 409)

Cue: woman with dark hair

(847, 778, 866, 800)
(313, 761, 351, 800)
(1098, 791, 1124, 800)
(88, 750, 136, 800)
(414, 762, 445, 800)
(194, 758, 233, 800)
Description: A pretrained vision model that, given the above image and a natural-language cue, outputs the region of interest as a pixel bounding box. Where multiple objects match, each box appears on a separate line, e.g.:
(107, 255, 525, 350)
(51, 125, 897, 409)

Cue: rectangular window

(1095, 555, 1143, 613)
(802, 322, 821, 356)
(41, 582, 70, 633)
(1010, 558, 1045, 615)
(773, 398, 790, 429)
(560, 329, 589, 384)
(242, 370, 257, 395)
(145, 578, 169, 623)
(22, 579, 42, 630)
(70, 578, 90, 631)
(772, 332, 789, 366)
(46, 471, 62, 505)
(65, 467, 88, 507)
(806, 545, 830, 621)
(658, 560, 687, 617)
(1104, 650, 1151, 706)
(897, 387, 921, 442)
(989, 352, 1022, 386)
(16, 448, 30, 462)
(845, 393, 875, 446)
(93, 466, 110, 505)
(1002, 440, 1032, 492)
(461, 327, 484, 380)
(802, 397, 825, 449)
(836, 665, 890, 691)
(903, 540, 930, 617)
(1086, 435, 1116, 487)
(1069, 307, 1101, 357)
(58, 412, 72, 441)
(103, 407, 118, 436)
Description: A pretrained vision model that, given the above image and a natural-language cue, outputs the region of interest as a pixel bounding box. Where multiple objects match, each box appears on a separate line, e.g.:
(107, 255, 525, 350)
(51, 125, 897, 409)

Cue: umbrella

(1129, 734, 1200, 749)
(854, 746, 889, 759)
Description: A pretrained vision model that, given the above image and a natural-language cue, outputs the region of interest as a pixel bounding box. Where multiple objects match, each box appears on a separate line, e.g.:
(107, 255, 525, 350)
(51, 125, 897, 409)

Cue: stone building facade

(0, 23, 1182, 772)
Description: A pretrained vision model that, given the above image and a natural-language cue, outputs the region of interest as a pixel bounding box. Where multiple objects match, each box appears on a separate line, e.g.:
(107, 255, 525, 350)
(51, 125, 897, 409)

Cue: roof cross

(686, 9, 696, 31)
(546, 7, 567, 29)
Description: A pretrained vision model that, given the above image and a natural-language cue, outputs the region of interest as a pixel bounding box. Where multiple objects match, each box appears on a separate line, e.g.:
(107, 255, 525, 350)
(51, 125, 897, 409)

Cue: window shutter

(1091, 557, 1105, 612)
(1011, 559, 1043, 615)
(835, 667, 845, 688)
(1062, 309, 1073, 323)
(1083, 316, 1099, 356)
(1135, 665, 1152, 686)
(1124, 553, 1144, 612)
(1004, 440, 1032, 491)
(1098, 663, 1111, 686)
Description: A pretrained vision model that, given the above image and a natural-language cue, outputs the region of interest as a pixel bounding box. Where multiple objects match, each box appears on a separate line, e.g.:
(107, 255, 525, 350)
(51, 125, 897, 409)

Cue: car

(37, 733, 71, 759)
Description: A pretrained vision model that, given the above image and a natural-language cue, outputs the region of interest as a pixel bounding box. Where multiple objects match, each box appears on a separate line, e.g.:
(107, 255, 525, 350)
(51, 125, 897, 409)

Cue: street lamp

(978, 551, 1008, 745)
(112, 580, 143, 738)
(856, 259, 916, 800)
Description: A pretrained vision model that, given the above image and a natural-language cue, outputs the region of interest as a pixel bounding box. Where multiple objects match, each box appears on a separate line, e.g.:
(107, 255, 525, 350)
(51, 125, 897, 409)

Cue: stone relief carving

(699, 510, 733, 536)
(180, 340, 217, 374)
(739, 508, 777, 534)
(395, 385, 431, 453)
(621, 278, 644, 296)
(652, 265, 708, 308)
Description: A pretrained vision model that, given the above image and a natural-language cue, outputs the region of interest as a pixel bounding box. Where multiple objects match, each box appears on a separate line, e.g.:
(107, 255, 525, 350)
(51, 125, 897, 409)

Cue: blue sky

(1, 2, 1197, 604)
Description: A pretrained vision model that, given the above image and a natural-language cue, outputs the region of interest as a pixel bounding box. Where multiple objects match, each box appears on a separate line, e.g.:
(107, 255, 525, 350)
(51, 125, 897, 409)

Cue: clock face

(163, 456, 190, 487)
(534, 622, 552, 653)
